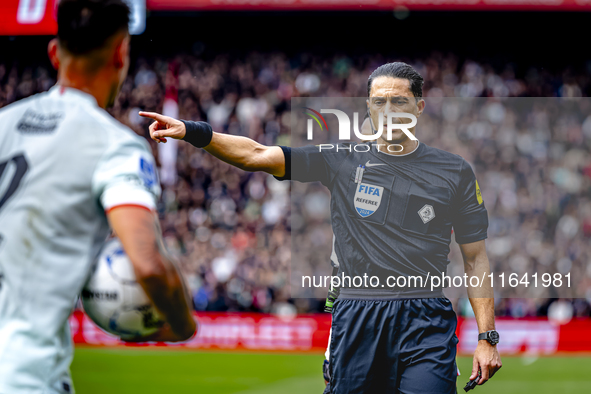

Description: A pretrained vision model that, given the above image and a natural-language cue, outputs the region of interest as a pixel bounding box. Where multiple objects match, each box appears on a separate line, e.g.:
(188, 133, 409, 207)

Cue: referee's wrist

(478, 339, 497, 348)
(180, 120, 213, 148)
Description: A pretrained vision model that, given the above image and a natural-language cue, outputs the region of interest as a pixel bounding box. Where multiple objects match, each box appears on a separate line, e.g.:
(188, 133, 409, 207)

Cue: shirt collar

(49, 85, 99, 107)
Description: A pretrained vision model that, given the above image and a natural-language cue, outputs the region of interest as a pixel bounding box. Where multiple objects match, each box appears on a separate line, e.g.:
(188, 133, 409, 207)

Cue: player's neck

(57, 65, 113, 109)
(377, 138, 419, 156)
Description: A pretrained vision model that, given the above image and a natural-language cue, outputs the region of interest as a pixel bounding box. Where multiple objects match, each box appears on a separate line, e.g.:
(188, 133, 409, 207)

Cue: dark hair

(57, 0, 130, 55)
(367, 62, 424, 98)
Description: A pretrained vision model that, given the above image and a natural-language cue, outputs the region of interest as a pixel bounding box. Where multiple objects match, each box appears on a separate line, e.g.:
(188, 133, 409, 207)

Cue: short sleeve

(92, 137, 161, 213)
(451, 159, 488, 244)
(273, 144, 351, 187)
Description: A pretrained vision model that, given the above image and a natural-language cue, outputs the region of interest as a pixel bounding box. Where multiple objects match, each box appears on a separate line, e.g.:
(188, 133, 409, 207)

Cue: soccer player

(140, 62, 502, 392)
(0, 1, 196, 393)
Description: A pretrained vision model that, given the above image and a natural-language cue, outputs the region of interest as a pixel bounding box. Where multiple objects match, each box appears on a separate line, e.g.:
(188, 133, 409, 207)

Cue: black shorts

(327, 298, 458, 394)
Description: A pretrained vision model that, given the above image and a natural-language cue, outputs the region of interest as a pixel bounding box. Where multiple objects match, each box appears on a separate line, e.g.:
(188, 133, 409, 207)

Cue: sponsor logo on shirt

(354, 183, 383, 218)
(364, 160, 386, 168)
(139, 157, 157, 189)
(17, 109, 63, 134)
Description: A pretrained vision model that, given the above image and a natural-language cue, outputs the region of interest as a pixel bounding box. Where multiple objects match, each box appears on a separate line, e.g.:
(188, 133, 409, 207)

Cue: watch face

(489, 331, 500, 344)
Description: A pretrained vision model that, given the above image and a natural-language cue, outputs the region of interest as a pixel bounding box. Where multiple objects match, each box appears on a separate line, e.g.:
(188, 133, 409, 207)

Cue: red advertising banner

(457, 318, 591, 355)
(70, 310, 332, 352)
(146, 0, 591, 12)
(2, 0, 591, 36)
(0, 0, 58, 36)
(70, 311, 591, 354)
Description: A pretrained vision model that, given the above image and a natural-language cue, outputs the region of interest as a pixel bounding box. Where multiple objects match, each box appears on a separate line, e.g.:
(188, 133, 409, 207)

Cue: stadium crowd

(1, 51, 590, 318)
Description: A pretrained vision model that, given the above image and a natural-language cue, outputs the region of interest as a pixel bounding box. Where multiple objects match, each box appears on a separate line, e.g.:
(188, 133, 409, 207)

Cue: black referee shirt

(276, 142, 488, 298)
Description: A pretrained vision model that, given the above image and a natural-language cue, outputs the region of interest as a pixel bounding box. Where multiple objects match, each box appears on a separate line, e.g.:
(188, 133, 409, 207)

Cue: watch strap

(478, 330, 499, 345)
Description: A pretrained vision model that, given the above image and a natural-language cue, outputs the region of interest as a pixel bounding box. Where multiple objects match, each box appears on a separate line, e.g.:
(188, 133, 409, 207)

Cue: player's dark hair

(57, 0, 130, 55)
(367, 62, 424, 98)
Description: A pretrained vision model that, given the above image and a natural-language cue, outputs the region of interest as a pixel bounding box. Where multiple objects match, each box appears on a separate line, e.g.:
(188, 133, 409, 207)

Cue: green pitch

(71, 347, 590, 393)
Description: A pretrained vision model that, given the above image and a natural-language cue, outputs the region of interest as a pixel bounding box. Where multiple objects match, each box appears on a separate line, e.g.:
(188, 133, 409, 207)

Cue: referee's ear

(416, 98, 426, 117)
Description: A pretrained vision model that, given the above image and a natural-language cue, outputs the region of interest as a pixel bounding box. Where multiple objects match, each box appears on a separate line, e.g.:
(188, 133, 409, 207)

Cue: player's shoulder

(419, 143, 467, 169)
(54, 87, 148, 149)
(0, 90, 50, 119)
(100, 111, 143, 141)
(419, 143, 462, 161)
(84, 106, 151, 152)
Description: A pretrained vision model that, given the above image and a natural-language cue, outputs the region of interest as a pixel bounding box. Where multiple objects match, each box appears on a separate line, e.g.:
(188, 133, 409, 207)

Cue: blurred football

(81, 238, 164, 340)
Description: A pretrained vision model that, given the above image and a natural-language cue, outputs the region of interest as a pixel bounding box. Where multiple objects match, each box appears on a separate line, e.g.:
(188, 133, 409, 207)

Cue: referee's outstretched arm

(139, 112, 286, 177)
(460, 240, 503, 386)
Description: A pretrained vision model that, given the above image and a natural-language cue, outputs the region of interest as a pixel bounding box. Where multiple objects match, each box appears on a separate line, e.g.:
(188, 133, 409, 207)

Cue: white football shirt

(0, 86, 160, 394)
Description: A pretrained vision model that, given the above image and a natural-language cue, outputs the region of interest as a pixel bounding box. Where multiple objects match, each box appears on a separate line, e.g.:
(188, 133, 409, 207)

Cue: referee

(140, 62, 502, 393)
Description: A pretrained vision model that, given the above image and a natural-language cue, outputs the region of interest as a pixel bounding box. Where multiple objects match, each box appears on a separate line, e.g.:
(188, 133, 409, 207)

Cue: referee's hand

(139, 111, 186, 143)
(471, 341, 502, 385)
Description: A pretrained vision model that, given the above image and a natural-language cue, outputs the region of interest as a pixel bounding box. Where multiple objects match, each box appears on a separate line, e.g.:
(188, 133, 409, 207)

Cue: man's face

(367, 76, 425, 143)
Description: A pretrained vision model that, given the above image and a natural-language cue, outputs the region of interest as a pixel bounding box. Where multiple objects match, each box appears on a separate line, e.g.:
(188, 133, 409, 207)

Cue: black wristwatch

(478, 330, 500, 346)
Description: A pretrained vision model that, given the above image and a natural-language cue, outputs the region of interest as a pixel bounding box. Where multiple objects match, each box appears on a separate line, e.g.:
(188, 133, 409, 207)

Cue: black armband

(273, 146, 291, 181)
(180, 120, 213, 148)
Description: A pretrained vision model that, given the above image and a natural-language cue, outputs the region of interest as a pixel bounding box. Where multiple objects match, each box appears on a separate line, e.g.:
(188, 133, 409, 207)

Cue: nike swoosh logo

(365, 161, 387, 167)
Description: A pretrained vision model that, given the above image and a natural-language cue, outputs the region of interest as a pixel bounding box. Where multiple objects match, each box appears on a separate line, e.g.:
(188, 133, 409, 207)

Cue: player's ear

(113, 34, 130, 70)
(47, 39, 60, 70)
(416, 98, 425, 117)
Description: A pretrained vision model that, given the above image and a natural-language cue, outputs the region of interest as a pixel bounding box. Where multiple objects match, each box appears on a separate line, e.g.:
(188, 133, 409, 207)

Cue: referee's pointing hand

(139, 111, 186, 143)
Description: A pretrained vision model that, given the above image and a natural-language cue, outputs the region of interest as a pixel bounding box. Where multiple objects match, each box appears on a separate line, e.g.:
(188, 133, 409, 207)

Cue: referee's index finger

(139, 111, 167, 123)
